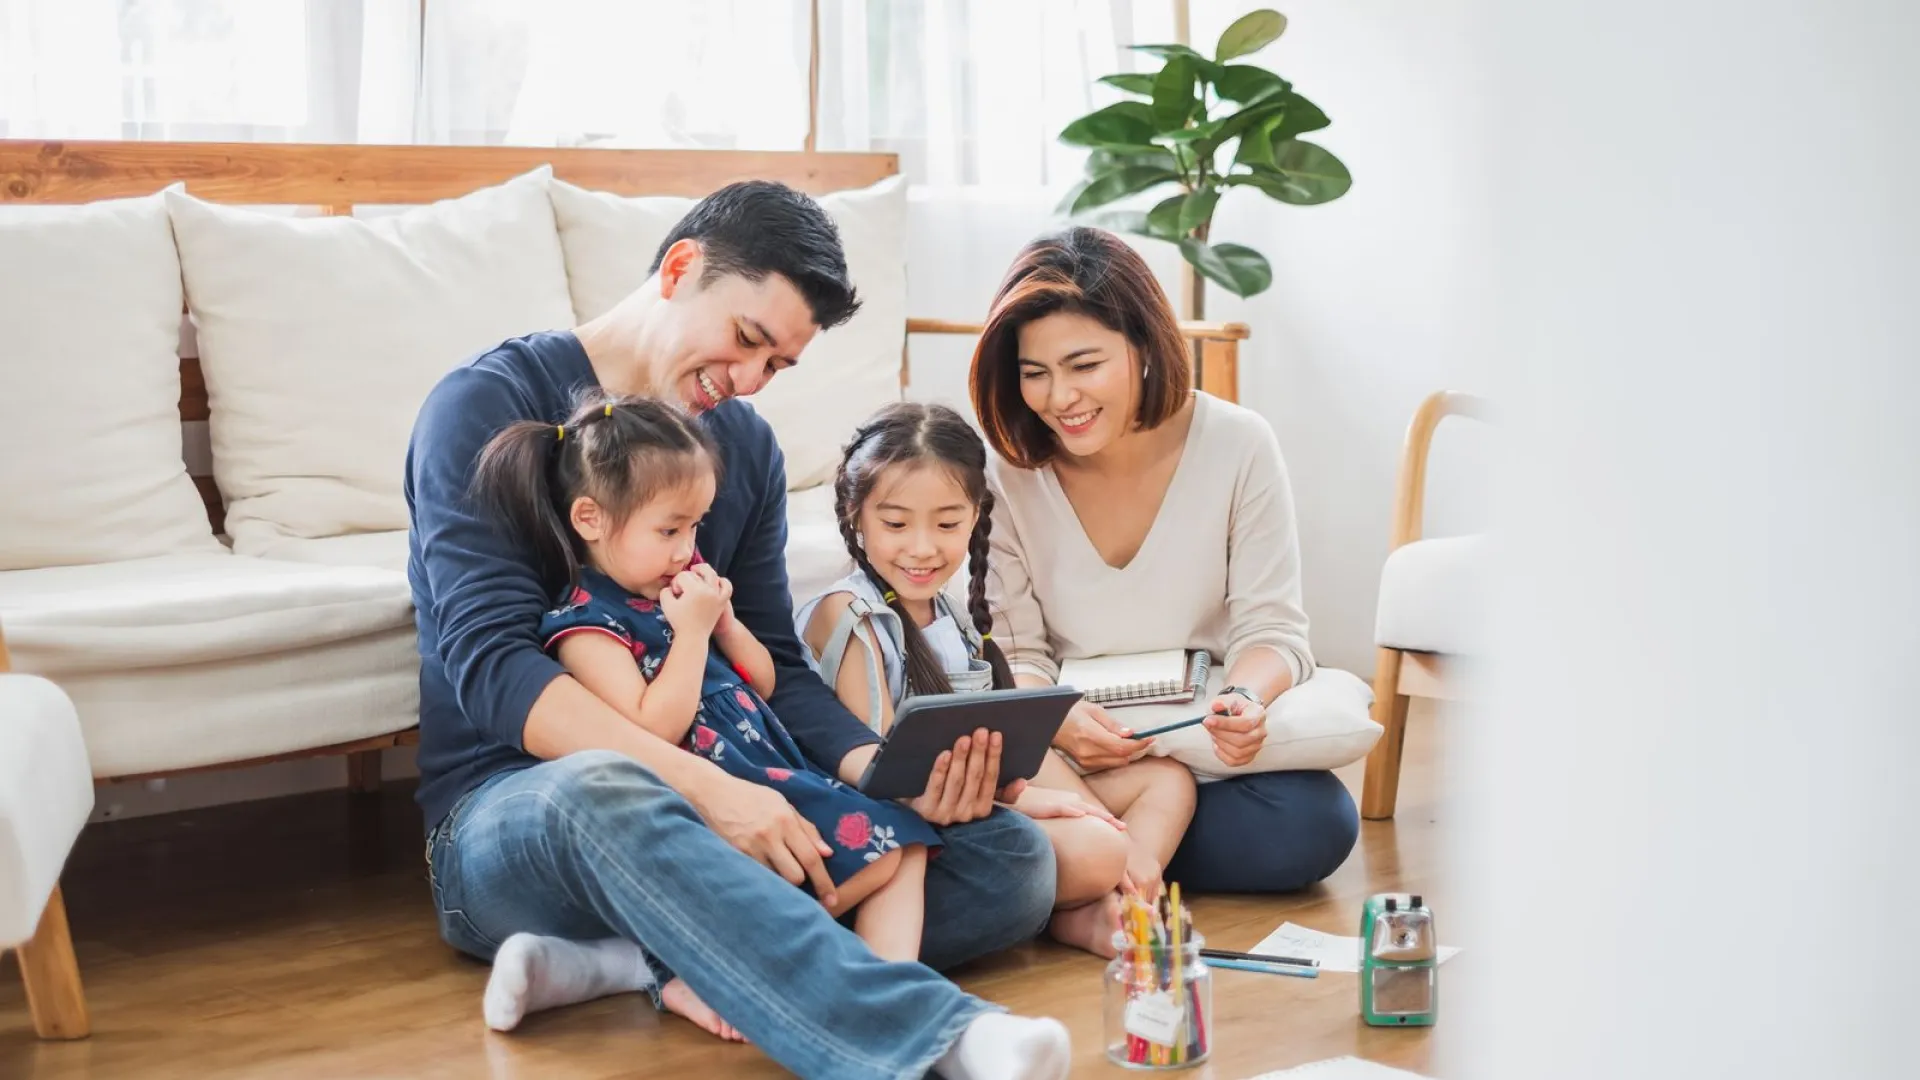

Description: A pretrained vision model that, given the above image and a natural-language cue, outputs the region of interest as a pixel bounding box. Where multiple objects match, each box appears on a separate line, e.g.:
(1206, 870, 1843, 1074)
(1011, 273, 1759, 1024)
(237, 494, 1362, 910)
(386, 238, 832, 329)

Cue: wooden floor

(1, 706, 1451, 1080)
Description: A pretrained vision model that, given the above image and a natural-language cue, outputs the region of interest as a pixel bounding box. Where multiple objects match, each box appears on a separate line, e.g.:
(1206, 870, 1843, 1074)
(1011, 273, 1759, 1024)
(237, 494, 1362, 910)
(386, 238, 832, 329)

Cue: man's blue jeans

(426, 751, 1057, 1079)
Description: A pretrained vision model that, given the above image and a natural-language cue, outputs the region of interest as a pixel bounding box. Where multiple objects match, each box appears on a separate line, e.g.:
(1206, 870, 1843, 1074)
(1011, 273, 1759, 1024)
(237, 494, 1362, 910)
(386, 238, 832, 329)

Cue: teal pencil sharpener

(1360, 893, 1438, 1027)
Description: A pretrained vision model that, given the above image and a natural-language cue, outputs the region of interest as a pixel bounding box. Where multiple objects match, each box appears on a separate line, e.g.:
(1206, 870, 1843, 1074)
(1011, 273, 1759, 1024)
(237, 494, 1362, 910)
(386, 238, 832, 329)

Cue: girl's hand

(661, 570, 725, 637)
(689, 564, 739, 635)
(1122, 850, 1165, 904)
(1055, 700, 1152, 772)
(1012, 786, 1126, 831)
(1202, 693, 1269, 767)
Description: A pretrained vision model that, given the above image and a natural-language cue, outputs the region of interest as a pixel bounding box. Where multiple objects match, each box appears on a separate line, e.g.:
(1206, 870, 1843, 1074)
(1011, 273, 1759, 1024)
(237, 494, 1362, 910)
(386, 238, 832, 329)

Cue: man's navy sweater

(403, 331, 881, 832)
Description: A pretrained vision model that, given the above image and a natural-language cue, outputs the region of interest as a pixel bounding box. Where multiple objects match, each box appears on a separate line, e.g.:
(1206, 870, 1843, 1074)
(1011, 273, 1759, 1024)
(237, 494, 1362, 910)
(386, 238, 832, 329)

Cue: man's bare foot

(1047, 892, 1122, 958)
(661, 977, 748, 1043)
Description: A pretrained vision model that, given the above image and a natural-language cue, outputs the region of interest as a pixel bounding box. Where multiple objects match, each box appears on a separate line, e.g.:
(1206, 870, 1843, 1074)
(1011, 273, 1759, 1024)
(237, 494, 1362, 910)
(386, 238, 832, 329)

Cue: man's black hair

(650, 179, 862, 330)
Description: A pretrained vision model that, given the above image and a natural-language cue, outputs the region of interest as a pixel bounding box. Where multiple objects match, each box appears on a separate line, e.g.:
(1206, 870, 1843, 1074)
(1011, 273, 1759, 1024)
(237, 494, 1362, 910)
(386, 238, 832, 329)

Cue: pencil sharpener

(1360, 893, 1437, 1027)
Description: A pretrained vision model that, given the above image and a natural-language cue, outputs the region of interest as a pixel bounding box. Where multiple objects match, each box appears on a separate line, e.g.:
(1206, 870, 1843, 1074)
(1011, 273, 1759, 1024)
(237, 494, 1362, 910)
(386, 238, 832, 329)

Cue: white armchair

(0, 625, 93, 1039)
(1361, 391, 1491, 820)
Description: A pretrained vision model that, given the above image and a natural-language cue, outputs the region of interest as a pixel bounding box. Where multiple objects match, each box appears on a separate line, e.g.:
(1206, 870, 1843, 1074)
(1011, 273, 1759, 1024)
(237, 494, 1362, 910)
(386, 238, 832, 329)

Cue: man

(405, 180, 1068, 1080)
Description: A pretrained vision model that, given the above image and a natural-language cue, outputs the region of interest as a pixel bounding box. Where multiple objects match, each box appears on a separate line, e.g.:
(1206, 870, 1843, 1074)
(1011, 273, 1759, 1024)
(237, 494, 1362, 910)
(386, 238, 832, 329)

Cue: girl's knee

(1138, 756, 1199, 806)
(1049, 817, 1129, 906)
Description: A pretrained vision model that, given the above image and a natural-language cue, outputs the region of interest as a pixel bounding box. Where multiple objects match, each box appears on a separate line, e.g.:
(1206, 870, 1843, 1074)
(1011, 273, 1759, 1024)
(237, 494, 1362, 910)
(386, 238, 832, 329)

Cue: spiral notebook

(1058, 649, 1211, 707)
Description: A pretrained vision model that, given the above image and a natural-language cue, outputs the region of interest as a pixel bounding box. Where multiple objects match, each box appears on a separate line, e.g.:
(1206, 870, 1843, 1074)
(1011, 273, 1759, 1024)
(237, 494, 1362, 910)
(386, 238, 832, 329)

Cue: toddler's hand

(661, 570, 725, 636)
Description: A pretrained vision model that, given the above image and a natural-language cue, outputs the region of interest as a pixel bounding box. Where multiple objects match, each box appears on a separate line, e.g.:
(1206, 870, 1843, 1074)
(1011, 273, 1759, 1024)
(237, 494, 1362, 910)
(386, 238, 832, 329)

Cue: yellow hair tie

(555, 425, 565, 441)
(883, 590, 898, 603)
(980, 632, 992, 641)
(604, 403, 613, 417)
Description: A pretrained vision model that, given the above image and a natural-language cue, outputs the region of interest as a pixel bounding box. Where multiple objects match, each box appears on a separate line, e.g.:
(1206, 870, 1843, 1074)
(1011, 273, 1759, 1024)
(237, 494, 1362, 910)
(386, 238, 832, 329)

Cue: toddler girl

(796, 402, 1195, 957)
(470, 391, 937, 1038)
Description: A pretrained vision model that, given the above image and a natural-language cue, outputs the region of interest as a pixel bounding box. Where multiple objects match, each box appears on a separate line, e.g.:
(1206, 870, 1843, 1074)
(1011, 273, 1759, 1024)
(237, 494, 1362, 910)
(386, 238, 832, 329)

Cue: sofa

(0, 139, 1251, 795)
(0, 146, 915, 788)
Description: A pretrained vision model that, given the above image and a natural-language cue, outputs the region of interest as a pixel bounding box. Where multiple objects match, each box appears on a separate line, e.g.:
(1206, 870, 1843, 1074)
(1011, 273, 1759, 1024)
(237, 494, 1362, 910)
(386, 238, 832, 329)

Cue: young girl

(795, 402, 1196, 958)
(469, 391, 939, 1039)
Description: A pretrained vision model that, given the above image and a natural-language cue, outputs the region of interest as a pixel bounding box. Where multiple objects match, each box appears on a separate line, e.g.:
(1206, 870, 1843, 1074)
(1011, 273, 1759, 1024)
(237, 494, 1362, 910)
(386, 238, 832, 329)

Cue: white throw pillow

(165, 167, 578, 554)
(548, 175, 908, 490)
(1112, 665, 1382, 780)
(0, 188, 224, 570)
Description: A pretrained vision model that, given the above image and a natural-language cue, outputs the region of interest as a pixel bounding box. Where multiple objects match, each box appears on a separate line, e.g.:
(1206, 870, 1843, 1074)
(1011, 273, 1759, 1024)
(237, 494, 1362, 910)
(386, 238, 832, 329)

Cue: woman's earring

(1143, 364, 1150, 378)
(855, 532, 866, 549)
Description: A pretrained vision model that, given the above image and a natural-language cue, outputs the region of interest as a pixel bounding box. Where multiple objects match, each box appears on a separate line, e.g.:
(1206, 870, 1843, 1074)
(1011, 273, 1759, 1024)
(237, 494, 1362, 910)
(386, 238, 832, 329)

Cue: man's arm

(720, 425, 882, 773)
(408, 369, 718, 794)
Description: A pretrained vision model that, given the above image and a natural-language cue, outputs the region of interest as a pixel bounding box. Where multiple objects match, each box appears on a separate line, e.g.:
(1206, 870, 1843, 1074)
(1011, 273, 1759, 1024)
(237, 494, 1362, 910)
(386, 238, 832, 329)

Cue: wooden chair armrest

(1391, 391, 1493, 550)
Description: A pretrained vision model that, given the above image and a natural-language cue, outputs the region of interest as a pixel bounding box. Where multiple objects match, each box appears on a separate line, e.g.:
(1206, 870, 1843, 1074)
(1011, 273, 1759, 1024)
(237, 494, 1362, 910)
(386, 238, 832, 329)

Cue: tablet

(856, 685, 1082, 801)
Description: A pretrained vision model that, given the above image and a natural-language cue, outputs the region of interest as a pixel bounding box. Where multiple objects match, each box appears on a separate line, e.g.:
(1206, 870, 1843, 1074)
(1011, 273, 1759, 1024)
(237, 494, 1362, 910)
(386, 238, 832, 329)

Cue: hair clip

(555, 425, 565, 441)
(882, 590, 898, 603)
(604, 403, 614, 417)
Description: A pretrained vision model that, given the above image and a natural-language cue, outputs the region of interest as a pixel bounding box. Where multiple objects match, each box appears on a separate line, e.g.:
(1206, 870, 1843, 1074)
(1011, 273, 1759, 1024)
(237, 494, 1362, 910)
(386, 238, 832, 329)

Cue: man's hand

(1013, 785, 1126, 831)
(1054, 700, 1152, 772)
(1203, 693, 1268, 768)
(684, 768, 839, 907)
(905, 729, 1024, 826)
(660, 569, 725, 637)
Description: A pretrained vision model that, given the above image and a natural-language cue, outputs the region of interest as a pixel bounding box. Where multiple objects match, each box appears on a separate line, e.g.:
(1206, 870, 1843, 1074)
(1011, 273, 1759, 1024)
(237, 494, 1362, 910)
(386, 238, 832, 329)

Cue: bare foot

(661, 977, 748, 1043)
(1047, 891, 1123, 958)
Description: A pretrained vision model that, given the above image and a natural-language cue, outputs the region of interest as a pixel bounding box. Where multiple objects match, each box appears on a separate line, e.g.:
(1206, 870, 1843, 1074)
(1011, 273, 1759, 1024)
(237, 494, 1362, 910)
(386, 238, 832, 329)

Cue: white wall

(1452, 1, 1918, 1077)
(1190, 0, 1493, 676)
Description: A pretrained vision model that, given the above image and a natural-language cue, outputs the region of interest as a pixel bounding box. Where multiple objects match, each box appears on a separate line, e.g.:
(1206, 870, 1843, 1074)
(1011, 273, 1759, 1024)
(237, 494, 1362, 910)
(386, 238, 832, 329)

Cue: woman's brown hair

(968, 226, 1193, 468)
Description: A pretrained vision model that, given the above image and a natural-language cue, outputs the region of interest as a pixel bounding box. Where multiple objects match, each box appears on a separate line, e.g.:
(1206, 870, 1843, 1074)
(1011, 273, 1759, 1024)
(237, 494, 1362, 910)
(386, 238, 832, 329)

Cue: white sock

(483, 933, 655, 1032)
(932, 1012, 1071, 1080)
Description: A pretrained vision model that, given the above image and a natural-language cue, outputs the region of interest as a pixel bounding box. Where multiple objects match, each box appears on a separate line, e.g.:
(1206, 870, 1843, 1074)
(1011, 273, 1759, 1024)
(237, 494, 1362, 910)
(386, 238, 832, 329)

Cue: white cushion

(165, 168, 578, 556)
(247, 494, 852, 613)
(1375, 535, 1488, 654)
(251, 529, 410, 572)
(549, 175, 908, 490)
(0, 554, 418, 776)
(1106, 665, 1382, 780)
(0, 189, 223, 571)
(784, 483, 855, 611)
(0, 674, 93, 944)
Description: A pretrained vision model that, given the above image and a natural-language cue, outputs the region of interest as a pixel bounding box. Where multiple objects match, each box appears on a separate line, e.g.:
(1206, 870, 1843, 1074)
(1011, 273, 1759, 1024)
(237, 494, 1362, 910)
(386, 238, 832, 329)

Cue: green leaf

(1151, 56, 1199, 132)
(1145, 195, 1188, 240)
(1215, 10, 1287, 61)
(1087, 146, 1180, 175)
(1261, 139, 1353, 204)
(1213, 65, 1289, 106)
(1157, 127, 1213, 145)
(1058, 101, 1156, 148)
(1130, 43, 1207, 61)
(1067, 165, 1182, 214)
(1197, 100, 1287, 157)
(1269, 93, 1331, 140)
(1097, 72, 1157, 97)
(1177, 189, 1220, 234)
(1179, 238, 1273, 298)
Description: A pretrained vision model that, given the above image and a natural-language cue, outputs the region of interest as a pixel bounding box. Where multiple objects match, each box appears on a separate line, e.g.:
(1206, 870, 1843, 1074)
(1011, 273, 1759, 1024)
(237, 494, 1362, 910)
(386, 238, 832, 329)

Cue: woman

(968, 226, 1361, 893)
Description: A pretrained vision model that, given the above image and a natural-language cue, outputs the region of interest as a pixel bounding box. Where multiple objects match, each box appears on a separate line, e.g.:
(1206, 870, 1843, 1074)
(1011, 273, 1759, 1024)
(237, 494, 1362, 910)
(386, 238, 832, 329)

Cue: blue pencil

(1202, 956, 1320, 979)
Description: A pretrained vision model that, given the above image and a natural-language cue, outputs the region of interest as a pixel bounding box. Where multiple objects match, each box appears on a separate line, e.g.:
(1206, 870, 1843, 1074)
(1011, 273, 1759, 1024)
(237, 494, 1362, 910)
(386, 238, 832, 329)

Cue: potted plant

(1056, 9, 1352, 318)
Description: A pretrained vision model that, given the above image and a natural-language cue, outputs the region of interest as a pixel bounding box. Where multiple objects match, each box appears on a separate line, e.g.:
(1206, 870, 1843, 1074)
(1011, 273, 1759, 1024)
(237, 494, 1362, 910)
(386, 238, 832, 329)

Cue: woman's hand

(1012, 785, 1126, 831)
(1055, 700, 1151, 772)
(1203, 693, 1269, 767)
(660, 570, 725, 637)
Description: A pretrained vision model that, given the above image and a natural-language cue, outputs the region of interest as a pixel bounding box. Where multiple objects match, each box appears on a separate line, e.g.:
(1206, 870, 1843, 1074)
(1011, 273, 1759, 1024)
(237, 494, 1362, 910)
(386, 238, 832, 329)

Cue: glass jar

(1103, 930, 1212, 1069)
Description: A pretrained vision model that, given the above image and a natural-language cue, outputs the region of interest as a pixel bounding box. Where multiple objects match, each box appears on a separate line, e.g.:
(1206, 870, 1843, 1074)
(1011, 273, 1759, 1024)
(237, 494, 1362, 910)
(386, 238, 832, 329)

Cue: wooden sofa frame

(0, 137, 1250, 798)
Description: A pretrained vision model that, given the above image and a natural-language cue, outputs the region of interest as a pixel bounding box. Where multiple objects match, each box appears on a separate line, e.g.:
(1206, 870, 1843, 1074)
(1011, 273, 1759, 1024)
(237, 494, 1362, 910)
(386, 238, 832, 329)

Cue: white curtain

(0, 0, 401, 141)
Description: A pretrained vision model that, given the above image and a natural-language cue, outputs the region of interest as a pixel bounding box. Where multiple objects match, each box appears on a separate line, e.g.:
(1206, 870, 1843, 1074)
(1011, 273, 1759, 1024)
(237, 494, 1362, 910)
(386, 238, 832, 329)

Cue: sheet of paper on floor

(1241, 1055, 1434, 1080)
(1248, 921, 1462, 974)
